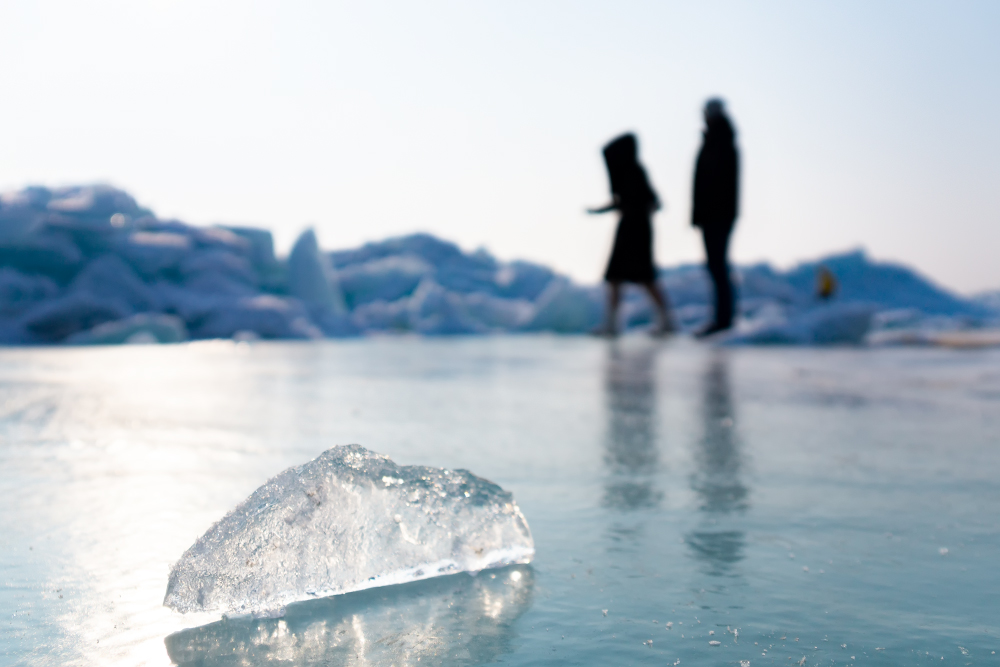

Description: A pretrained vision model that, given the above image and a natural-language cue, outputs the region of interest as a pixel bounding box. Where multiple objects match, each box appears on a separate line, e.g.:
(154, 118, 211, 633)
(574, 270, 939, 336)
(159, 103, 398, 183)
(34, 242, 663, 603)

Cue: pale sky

(1, 1, 998, 293)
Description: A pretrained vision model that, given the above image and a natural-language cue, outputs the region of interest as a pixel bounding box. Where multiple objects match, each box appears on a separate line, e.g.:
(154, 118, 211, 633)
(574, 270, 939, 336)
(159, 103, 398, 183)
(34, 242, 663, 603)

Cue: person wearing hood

(692, 98, 740, 337)
(588, 133, 675, 337)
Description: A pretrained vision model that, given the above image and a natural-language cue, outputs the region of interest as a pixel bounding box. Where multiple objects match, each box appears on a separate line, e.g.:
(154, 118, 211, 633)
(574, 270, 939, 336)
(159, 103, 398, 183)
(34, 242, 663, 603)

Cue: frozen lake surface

(2, 336, 999, 666)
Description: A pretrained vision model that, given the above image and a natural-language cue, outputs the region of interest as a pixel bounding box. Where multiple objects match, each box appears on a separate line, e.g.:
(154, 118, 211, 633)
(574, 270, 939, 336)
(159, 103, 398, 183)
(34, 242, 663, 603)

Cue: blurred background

(2, 0, 998, 293)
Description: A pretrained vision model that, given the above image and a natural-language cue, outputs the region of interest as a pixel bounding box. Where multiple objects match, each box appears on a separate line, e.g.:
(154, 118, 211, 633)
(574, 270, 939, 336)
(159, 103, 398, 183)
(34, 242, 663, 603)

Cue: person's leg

(599, 281, 622, 336)
(712, 229, 733, 327)
(702, 227, 734, 332)
(641, 281, 675, 334)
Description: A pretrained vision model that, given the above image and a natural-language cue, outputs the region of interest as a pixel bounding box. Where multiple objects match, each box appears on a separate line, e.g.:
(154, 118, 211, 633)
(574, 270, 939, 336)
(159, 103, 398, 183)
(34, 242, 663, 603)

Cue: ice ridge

(164, 445, 534, 616)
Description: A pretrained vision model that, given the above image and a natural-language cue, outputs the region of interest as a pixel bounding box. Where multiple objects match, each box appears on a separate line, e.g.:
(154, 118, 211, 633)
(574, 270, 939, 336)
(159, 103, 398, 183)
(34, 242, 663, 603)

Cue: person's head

(703, 98, 726, 123)
(603, 133, 638, 167)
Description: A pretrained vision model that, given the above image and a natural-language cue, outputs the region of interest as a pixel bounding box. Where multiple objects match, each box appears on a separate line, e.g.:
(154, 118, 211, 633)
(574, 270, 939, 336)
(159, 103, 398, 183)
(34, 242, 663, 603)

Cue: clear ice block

(164, 445, 534, 616)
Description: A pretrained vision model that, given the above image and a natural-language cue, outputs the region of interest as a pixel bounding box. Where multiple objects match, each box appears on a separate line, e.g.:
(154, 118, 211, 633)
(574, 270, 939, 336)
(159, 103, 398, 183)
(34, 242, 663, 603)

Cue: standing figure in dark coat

(588, 133, 674, 336)
(692, 99, 740, 336)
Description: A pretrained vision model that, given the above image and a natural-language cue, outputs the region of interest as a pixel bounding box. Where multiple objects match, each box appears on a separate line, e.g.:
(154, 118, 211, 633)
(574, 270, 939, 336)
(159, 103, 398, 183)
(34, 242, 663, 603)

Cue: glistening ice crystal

(164, 445, 534, 616)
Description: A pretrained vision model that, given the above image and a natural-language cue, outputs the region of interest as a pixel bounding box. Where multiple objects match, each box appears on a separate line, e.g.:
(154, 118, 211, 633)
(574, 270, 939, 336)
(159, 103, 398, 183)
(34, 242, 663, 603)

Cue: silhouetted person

(588, 133, 674, 336)
(692, 99, 740, 337)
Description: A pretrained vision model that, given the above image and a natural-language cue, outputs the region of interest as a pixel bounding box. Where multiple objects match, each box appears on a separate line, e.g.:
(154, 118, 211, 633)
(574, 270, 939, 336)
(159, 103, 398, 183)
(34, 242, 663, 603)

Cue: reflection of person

(691, 350, 746, 513)
(588, 133, 675, 337)
(692, 99, 740, 337)
(601, 341, 662, 510)
(686, 349, 747, 574)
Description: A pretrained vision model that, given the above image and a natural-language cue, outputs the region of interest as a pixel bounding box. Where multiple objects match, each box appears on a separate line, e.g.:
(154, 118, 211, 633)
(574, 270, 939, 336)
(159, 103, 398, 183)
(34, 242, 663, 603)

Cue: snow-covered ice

(164, 445, 534, 616)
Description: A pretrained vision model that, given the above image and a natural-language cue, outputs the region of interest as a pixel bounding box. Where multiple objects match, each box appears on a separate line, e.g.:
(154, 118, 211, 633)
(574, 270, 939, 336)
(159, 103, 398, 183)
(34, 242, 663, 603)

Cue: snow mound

(164, 445, 534, 616)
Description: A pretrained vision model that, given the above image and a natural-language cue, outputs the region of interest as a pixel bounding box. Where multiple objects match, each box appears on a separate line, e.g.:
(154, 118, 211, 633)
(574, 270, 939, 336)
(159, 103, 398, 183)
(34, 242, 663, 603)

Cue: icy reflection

(602, 341, 662, 510)
(687, 350, 747, 574)
(164, 564, 534, 667)
(691, 350, 746, 512)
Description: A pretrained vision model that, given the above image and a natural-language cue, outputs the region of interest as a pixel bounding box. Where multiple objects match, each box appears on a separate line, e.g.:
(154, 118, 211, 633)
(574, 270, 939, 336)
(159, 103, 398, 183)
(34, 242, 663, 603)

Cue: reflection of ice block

(164, 445, 534, 616)
(165, 565, 534, 665)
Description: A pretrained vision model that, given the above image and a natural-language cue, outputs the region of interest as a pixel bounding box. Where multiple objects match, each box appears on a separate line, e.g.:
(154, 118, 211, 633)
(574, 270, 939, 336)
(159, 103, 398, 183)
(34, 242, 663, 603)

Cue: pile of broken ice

(0, 184, 996, 346)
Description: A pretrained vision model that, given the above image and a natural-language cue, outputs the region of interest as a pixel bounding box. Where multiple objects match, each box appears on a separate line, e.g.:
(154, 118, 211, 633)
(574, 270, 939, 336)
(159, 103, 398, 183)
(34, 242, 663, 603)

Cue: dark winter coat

(692, 115, 739, 230)
(602, 134, 660, 284)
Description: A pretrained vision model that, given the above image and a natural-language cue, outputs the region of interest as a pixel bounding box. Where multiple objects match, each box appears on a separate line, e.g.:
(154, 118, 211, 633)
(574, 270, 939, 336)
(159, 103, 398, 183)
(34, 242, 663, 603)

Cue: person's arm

(587, 195, 620, 214)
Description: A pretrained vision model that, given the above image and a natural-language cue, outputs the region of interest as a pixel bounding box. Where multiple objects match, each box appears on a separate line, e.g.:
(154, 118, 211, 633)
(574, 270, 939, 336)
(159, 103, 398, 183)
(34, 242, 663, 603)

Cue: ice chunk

(68, 254, 162, 313)
(164, 445, 534, 616)
(973, 290, 1000, 317)
(21, 292, 130, 342)
(0, 230, 83, 281)
(190, 294, 321, 340)
(118, 230, 192, 277)
(180, 249, 256, 285)
(409, 278, 486, 334)
(45, 184, 146, 219)
(336, 254, 431, 308)
(288, 229, 346, 315)
(782, 250, 989, 317)
(462, 292, 535, 330)
(724, 302, 875, 345)
(220, 226, 276, 269)
(220, 225, 285, 291)
(522, 278, 603, 333)
(0, 268, 58, 317)
(178, 249, 258, 296)
(492, 260, 556, 301)
(350, 297, 413, 332)
(65, 313, 187, 345)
